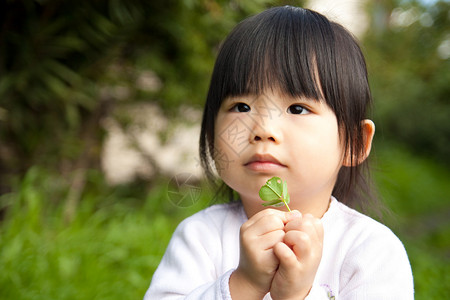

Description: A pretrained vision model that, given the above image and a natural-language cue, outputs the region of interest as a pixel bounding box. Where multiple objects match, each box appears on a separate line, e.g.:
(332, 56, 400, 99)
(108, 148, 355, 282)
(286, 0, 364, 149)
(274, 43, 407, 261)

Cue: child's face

(214, 89, 345, 217)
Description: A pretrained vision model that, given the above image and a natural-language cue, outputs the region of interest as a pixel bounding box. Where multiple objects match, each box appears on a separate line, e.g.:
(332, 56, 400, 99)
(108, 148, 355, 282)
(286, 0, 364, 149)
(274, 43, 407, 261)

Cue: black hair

(199, 6, 377, 211)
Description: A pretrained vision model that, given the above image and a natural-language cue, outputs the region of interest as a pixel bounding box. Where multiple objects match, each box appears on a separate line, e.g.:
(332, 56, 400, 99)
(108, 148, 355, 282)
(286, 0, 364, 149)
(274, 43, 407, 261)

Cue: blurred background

(0, 0, 448, 299)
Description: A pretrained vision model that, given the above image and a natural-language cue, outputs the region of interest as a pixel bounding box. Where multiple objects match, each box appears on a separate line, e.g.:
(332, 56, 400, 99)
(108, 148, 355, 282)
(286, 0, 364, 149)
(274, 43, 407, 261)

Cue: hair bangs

(215, 6, 334, 102)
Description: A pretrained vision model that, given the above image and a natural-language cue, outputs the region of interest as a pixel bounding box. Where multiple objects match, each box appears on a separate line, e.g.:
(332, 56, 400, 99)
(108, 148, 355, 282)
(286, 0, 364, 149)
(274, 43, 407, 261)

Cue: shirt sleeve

(143, 214, 234, 300)
(338, 228, 414, 300)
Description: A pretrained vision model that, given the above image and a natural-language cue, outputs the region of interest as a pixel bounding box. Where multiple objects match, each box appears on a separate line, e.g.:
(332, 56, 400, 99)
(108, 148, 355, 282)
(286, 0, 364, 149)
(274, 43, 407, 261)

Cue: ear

(343, 119, 375, 167)
(360, 119, 375, 162)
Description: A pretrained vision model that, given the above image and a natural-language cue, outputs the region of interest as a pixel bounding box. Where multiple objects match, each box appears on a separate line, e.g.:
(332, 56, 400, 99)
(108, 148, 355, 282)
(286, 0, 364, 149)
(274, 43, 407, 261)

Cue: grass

(0, 169, 215, 300)
(0, 143, 449, 299)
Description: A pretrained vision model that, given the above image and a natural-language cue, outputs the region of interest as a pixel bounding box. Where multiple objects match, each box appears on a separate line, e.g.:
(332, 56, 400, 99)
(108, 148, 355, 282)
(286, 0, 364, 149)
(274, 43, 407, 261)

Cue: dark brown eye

(231, 103, 251, 112)
(287, 104, 309, 115)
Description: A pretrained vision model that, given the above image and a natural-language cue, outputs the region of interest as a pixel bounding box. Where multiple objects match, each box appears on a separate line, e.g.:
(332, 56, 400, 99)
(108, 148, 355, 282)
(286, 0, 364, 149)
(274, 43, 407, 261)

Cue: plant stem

(266, 184, 291, 212)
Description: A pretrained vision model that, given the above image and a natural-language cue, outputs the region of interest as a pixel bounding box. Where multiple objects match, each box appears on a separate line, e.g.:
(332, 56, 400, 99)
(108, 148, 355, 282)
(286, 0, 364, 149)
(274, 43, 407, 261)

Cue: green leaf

(261, 199, 284, 207)
(259, 177, 291, 211)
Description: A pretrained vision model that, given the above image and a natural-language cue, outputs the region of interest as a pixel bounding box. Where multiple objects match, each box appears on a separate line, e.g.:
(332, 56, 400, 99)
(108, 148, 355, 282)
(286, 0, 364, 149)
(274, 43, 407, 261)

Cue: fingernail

(288, 210, 302, 220)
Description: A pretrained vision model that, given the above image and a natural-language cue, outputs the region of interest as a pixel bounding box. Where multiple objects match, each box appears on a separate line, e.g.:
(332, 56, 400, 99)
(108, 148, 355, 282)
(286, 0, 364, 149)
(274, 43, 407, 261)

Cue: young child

(144, 6, 414, 299)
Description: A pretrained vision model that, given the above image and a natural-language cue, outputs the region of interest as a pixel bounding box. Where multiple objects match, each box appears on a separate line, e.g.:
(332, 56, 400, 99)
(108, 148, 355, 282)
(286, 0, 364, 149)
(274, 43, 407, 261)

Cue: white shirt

(144, 198, 414, 299)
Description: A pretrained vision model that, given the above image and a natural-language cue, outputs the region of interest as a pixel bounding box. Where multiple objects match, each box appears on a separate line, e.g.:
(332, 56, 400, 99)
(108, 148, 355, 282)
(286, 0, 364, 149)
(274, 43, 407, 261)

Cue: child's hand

(270, 212, 324, 300)
(229, 209, 289, 299)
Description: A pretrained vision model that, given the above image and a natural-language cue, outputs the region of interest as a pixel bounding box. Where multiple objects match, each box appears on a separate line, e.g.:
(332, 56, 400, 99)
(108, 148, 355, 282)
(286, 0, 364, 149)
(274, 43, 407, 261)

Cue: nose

(247, 93, 283, 144)
(249, 121, 282, 144)
(252, 133, 276, 142)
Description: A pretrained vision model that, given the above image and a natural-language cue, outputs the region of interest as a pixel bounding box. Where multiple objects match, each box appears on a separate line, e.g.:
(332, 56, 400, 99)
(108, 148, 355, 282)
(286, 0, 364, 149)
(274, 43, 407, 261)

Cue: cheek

(213, 116, 229, 173)
(325, 144, 345, 172)
(213, 139, 232, 176)
(296, 125, 344, 169)
(213, 115, 252, 166)
(320, 126, 344, 166)
(212, 133, 242, 177)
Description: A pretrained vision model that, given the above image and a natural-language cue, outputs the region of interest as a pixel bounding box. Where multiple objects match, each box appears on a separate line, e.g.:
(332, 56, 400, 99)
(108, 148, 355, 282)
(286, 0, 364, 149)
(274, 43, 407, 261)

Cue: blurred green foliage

(364, 0, 450, 164)
(373, 142, 450, 298)
(0, 0, 449, 299)
(0, 166, 216, 299)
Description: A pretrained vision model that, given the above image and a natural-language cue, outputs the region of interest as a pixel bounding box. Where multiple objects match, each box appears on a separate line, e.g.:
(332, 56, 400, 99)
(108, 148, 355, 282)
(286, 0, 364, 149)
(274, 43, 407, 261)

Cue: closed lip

(244, 153, 285, 167)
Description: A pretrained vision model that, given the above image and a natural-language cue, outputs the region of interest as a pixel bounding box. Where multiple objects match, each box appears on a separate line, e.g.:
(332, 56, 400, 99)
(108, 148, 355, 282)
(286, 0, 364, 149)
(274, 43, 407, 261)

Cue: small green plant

(259, 177, 291, 212)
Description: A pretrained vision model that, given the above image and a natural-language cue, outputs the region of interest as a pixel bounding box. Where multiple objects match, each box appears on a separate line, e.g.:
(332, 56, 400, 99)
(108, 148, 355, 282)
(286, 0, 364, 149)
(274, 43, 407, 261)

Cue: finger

(259, 229, 286, 250)
(240, 214, 286, 253)
(301, 214, 324, 245)
(285, 213, 315, 231)
(243, 208, 289, 229)
(284, 216, 303, 232)
(286, 210, 302, 222)
(285, 214, 323, 245)
(283, 230, 312, 259)
(273, 242, 299, 276)
(243, 211, 289, 237)
(244, 246, 281, 270)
